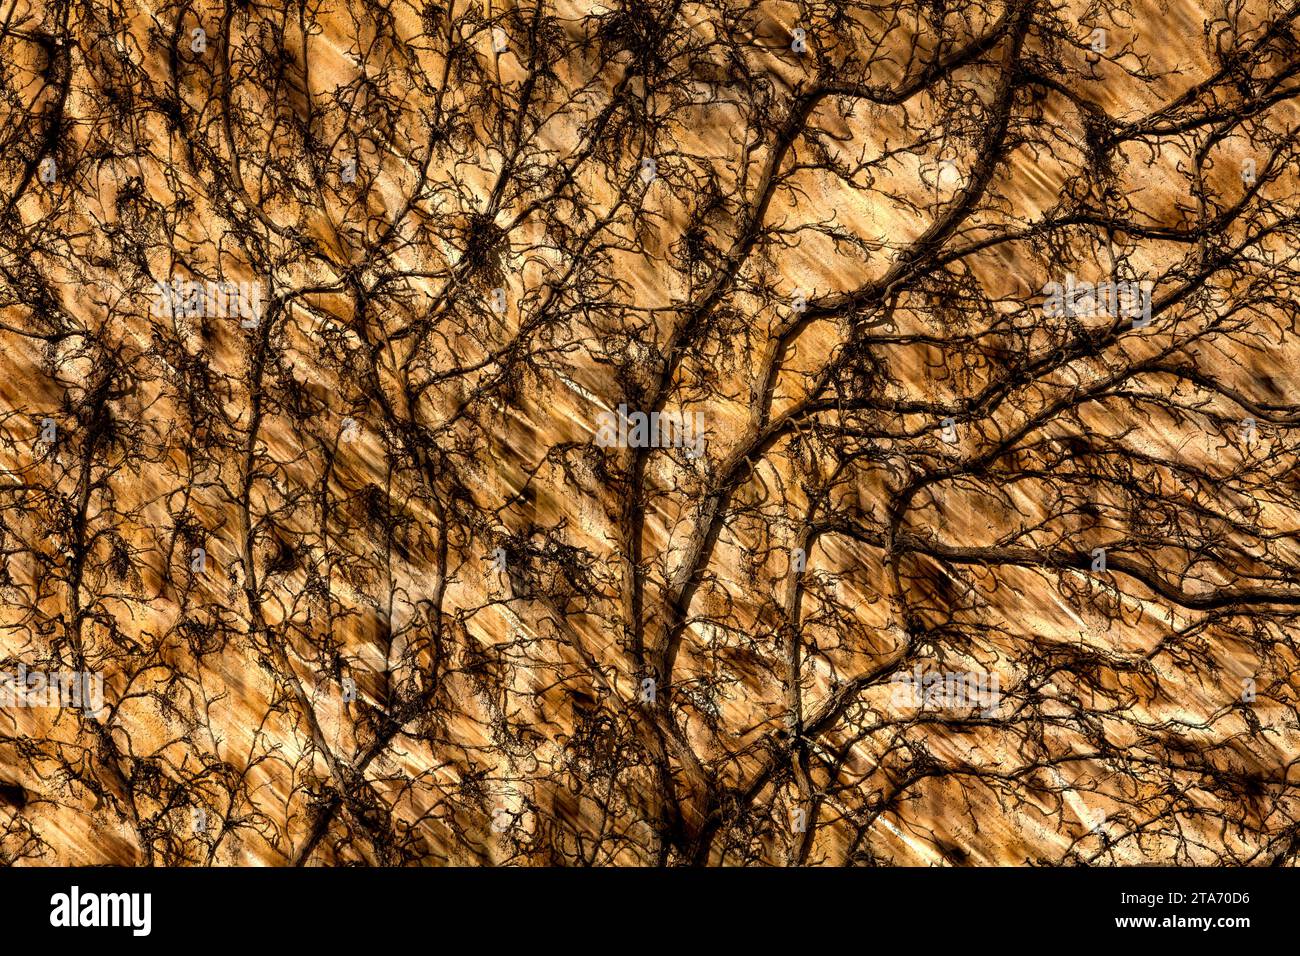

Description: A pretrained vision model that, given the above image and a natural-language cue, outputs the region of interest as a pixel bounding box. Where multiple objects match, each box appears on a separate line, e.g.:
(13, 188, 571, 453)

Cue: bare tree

(1, 0, 1299, 866)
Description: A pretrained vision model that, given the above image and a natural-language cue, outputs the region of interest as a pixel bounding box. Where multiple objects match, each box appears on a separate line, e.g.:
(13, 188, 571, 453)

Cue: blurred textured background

(1, 0, 1299, 865)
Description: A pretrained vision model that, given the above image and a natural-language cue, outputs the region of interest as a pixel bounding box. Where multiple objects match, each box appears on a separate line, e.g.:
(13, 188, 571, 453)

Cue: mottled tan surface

(1, 0, 1299, 865)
